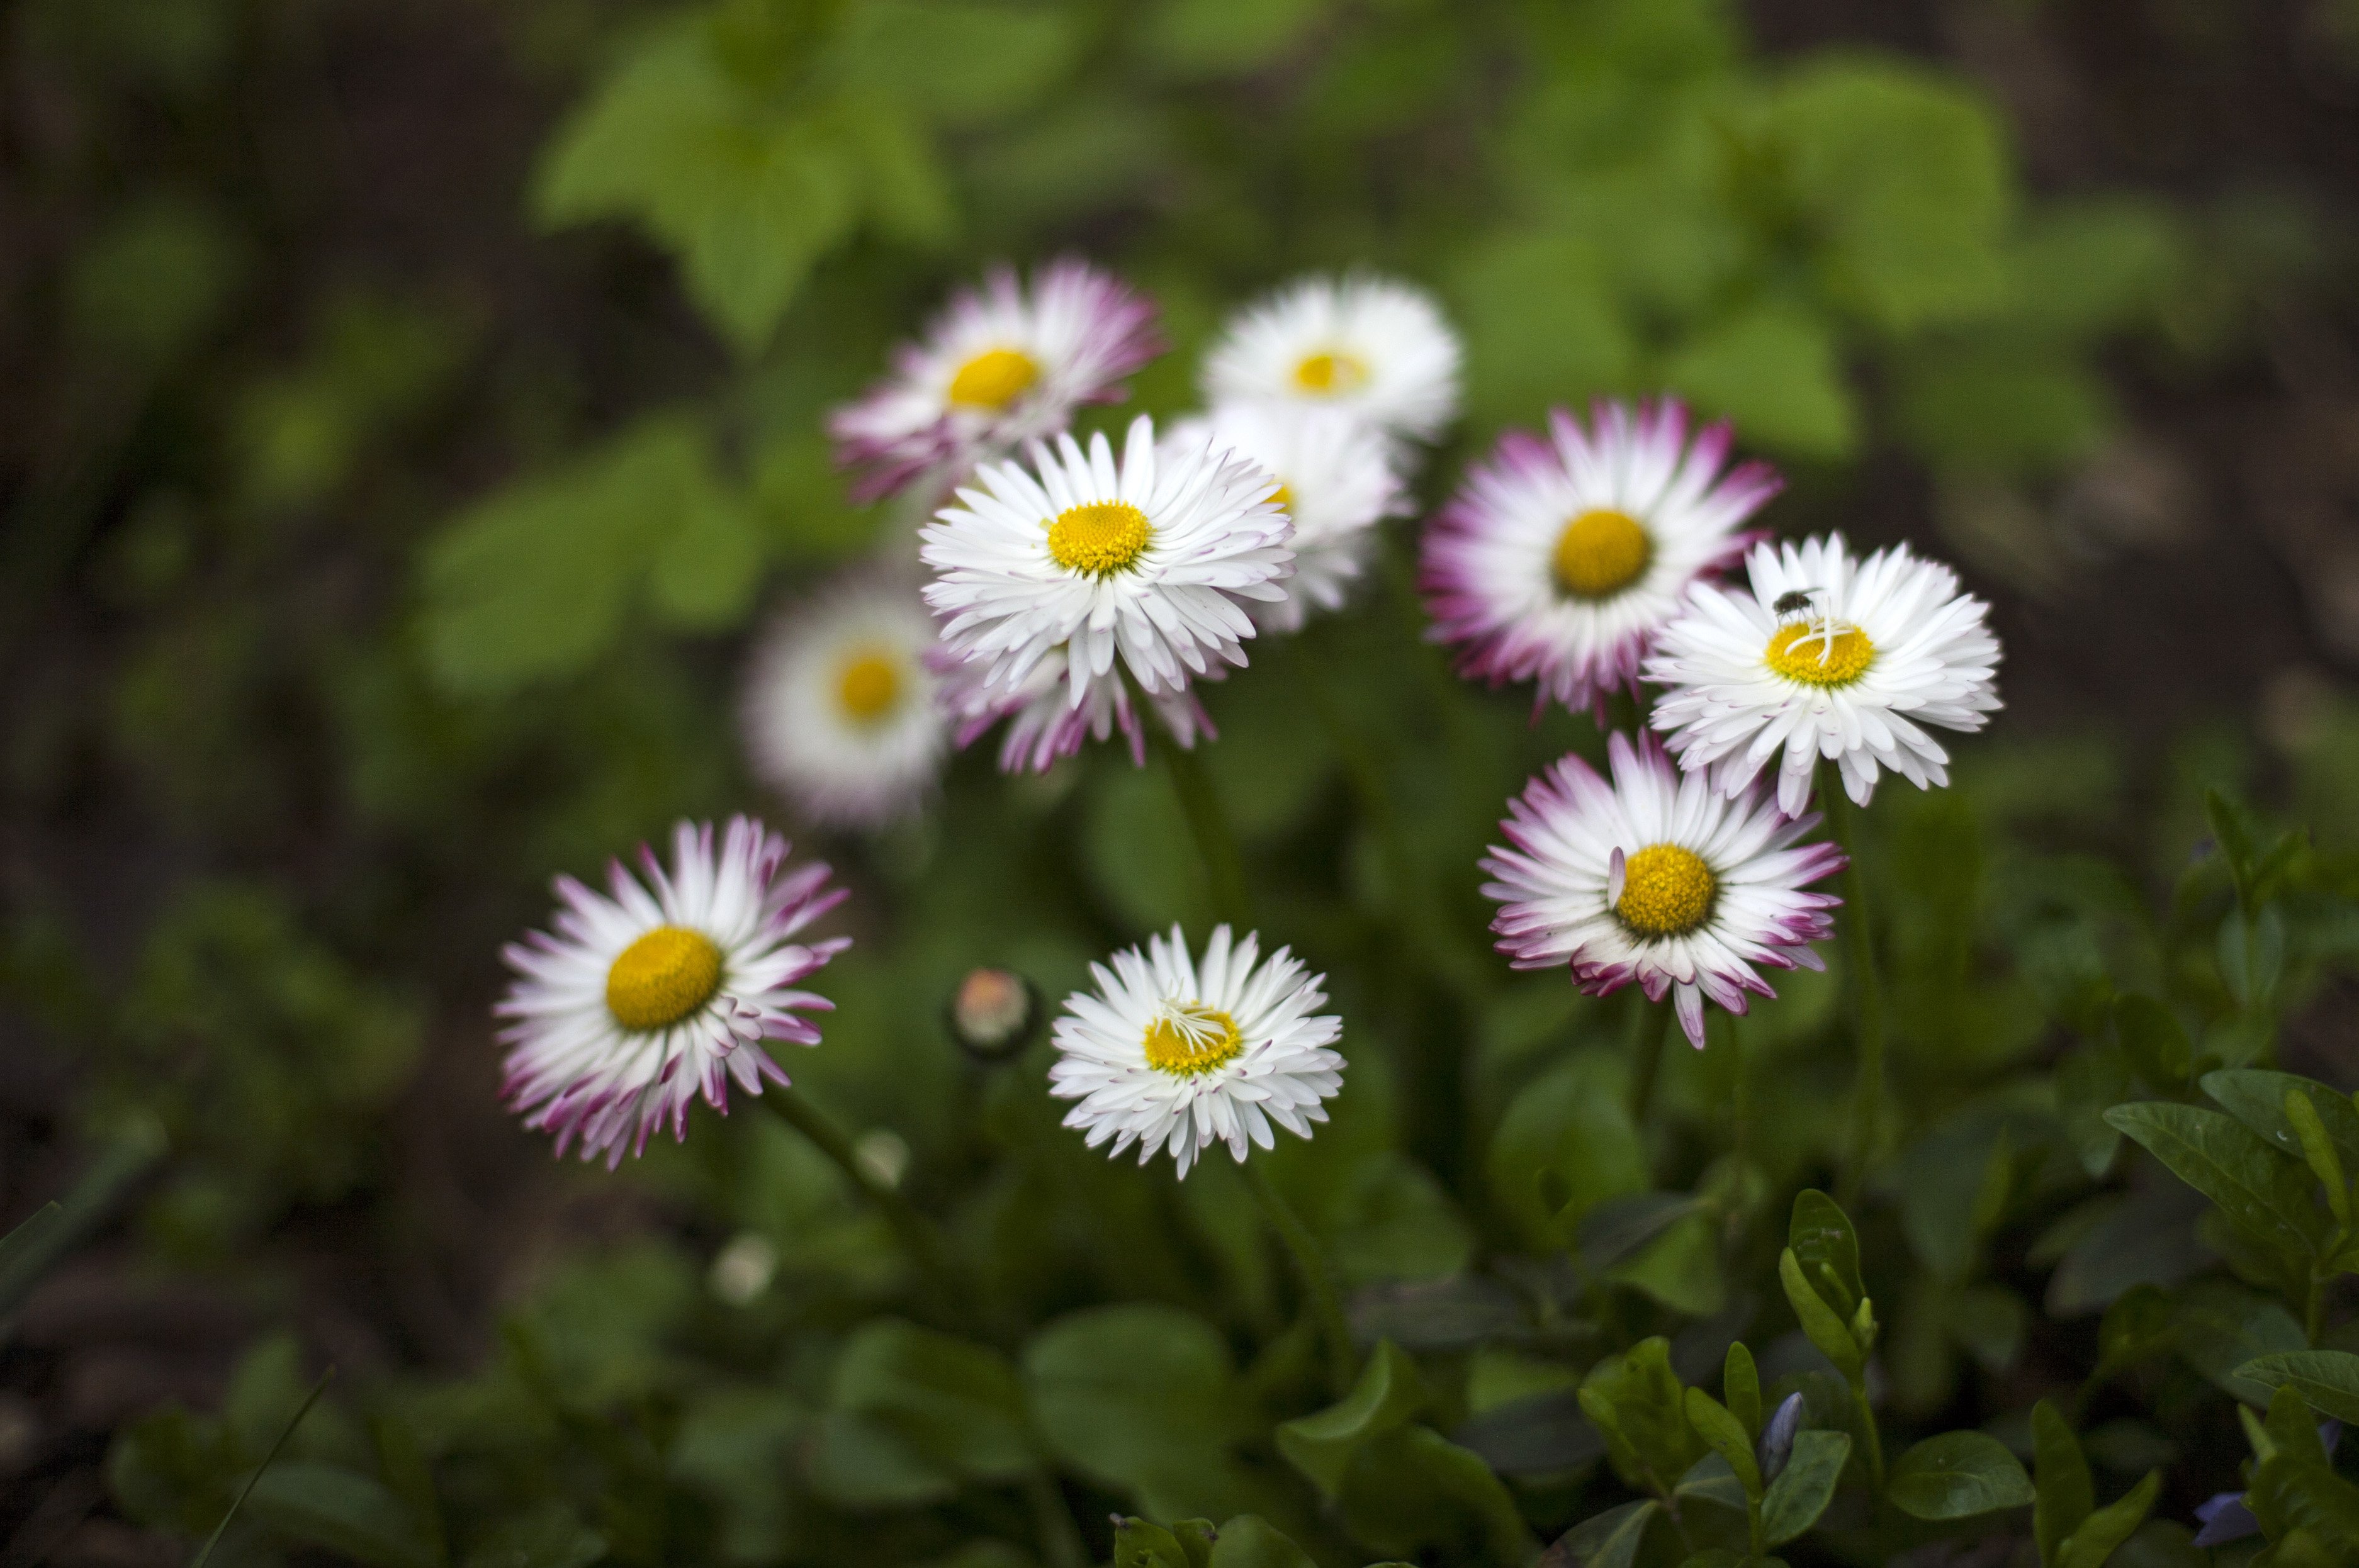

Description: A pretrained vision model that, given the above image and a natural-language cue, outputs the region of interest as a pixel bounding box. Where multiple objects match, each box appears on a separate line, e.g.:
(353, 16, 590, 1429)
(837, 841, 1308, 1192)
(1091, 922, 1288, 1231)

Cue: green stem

(194, 1367, 335, 1568)
(769, 1087, 967, 1315)
(2307, 1264, 2328, 1345)
(1851, 1380, 1887, 1495)
(1156, 727, 1254, 932)
(1022, 1472, 1087, 1568)
(1241, 1160, 1356, 1396)
(1821, 771, 1886, 1209)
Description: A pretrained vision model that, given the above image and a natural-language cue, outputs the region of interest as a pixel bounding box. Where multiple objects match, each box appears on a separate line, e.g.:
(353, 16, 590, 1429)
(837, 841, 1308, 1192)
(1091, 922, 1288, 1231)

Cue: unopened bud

(947, 966, 1041, 1062)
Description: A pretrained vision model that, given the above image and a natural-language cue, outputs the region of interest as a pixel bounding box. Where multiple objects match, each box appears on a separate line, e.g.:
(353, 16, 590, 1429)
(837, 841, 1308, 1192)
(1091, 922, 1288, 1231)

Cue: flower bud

(947, 966, 1040, 1063)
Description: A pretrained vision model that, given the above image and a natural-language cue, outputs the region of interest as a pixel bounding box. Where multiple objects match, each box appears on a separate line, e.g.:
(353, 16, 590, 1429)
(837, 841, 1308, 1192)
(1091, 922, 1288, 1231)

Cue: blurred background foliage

(8, 0, 2359, 1565)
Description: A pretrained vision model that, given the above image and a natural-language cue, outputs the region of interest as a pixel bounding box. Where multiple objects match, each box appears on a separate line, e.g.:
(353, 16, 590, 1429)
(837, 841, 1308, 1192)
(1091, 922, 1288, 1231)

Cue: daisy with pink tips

(1421, 399, 1779, 718)
(496, 818, 848, 1167)
(1480, 732, 1844, 1048)
(829, 257, 1163, 501)
(929, 637, 1216, 776)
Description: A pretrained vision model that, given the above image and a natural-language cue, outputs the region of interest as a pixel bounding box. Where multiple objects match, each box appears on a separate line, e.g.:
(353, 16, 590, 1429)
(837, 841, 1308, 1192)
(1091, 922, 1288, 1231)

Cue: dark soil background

(4, 1, 2356, 1561)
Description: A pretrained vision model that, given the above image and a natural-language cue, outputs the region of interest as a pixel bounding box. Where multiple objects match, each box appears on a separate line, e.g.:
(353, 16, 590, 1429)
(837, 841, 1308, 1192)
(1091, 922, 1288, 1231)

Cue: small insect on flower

(1049, 925, 1344, 1176)
(1647, 534, 2003, 817)
(828, 258, 1163, 501)
(1201, 274, 1463, 447)
(1481, 732, 1845, 1048)
(497, 819, 848, 1167)
(741, 574, 947, 828)
(1421, 399, 1780, 718)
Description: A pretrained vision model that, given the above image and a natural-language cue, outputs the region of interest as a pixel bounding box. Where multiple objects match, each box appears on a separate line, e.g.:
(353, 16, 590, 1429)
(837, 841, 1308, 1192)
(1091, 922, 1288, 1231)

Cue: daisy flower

(1646, 534, 2003, 817)
(741, 575, 947, 827)
(1164, 402, 1407, 633)
(1421, 400, 1778, 717)
(1482, 733, 1845, 1048)
(1201, 274, 1462, 445)
(497, 818, 848, 1167)
(930, 637, 1215, 775)
(829, 257, 1163, 501)
(921, 413, 1293, 704)
(1049, 924, 1344, 1177)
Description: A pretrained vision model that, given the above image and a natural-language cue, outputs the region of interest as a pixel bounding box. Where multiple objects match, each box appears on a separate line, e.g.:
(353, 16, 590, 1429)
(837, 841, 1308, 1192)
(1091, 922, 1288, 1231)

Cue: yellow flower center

(1267, 481, 1294, 516)
(835, 650, 902, 722)
(947, 347, 1039, 411)
(1047, 500, 1152, 577)
(1292, 349, 1368, 395)
(1616, 844, 1717, 938)
(605, 926, 723, 1031)
(1765, 621, 1876, 687)
(1552, 508, 1653, 600)
(1142, 1004, 1244, 1077)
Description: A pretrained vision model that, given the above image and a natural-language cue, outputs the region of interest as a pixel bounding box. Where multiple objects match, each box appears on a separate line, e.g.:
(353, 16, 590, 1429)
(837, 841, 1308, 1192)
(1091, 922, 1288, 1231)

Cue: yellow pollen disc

(1048, 500, 1152, 577)
(1267, 482, 1294, 516)
(605, 926, 723, 1031)
(1616, 844, 1717, 938)
(1765, 621, 1876, 686)
(1552, 508, 1653, 600)
(1292, 349, 1368, 395)
(1143, 1004, 1244, 1077)
(947, 347, 1039, 411)
(835, 650, 901, 722)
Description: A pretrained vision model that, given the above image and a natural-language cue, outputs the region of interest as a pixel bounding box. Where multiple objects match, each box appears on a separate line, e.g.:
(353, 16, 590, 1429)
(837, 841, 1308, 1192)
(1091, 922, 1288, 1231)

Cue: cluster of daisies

(492, 254, 2002, 1179)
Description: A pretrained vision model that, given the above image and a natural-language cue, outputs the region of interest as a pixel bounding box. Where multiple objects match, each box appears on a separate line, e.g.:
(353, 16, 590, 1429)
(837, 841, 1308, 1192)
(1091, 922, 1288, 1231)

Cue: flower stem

(1852, 1380, 1888, 1494)
(1155, 727, 1254, 932)
(1022, 1472, 1088, 1568)
(769, 1085, 967, 1314)
(1820, 770, 1886, 1210)
(1241, 1158, 1357, 1397)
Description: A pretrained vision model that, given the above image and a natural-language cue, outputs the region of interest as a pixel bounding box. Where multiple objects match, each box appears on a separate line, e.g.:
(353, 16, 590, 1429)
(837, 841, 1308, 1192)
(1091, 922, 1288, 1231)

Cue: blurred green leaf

(1663, 301, 1857, 459)
(1023, 1306, 1254, 1520)
(1544, 1499, 1657, 1568)
(1205, 1515, 1316, 1568)
(1887, 1430, 2034, 1520)
(245, 1463, 436, 1568)
(1276, 1340, 1429, 1498)
(459, 1503, 605, 1568)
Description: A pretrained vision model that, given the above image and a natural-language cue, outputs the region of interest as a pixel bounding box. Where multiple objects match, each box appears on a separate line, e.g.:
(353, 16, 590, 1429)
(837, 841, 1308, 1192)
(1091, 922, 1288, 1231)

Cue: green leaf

(1577, 1338, 1705, 1493)
(1896, 342, 2112, 474)
(1682, 1389, 1762, 1501)
(371, 1416, 445, 1568)
(2113, 995, 2193, 1091)
(1332, 1425, 1533, 1566)
(1112, 1516, 1209, 1568)
(1023, 1306, 1252, 1521)
(2173, 1284, 2306, 1405)
(1887, 1431, 2036, 1520)
(1486, 1051, 1646, 1246)
(2218, 905, 2288, 1011)
(2202, 1070, 2359, 1175)
(2095, 1285, 2176, 1377)
(1724, 1343, 1762, 1442)
(847, 1, 1077, 125)
(1574, 1192, 1702, 1272)
(2103, 1102, 2325, 1260)
(2058, 1044, 2131, 1179)
(245, 1462, 437, 1568)
(830, 1319, 1037, 1482)
(2059, 1471, 2161, 1568)
(1663, 301, 1858, 459)
(2033, 1401, 2093, 1567)
(1760, 1431, 1848, 1546)
(458, 1502, 604, 1568)
(1789, 1190, 1864, 1311)
(1542, 1500, 1658, 1568)
(2235, 1352, 2359, 1425)
(1778, 1249, 1862, 1384)
(1205, 1516, 1315, 1568)
(1142, 0, 1333, 77)
(1276, 1340, 1429, 1498)
(2286, 1091, 2351, 1225)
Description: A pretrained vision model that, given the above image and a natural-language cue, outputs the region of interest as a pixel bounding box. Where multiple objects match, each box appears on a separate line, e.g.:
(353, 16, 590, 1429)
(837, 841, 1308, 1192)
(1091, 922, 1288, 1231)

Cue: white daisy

(1421, 399, 1778, 717)
(1164, 402, 1407, 633)
(920, 413, 1293, 706)
(1049, 924, 1344, 1177)
(1200, 274, 1462, 445)
(828, 257, 1162, 501)
(1645, 534, 2003, 818)
(931, 637, 1215, 775)
(1481, 732, 1845, 1048)
(741, 575, 947, 827)
(496, 818, 848, 1167)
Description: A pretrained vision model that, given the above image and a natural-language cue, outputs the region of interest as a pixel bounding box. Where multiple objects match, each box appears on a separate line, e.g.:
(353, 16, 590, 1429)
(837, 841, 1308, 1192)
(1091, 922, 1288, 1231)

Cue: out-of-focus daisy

(921, 413, 1292, 705)
(1049, 924, 1343, 1177)
(1201, 274, 1462, 445)
(1646, 534, 2003, 817)
(741, 576, 946, 827)
(497, 819, 848, 1167)
(1421, 400, 1777, 717)
(930, 638, 1214, 775)
(1481, 732, 1843, 1048)
(829, 258, 1162, 501)
(1165, 402, 1407, 633)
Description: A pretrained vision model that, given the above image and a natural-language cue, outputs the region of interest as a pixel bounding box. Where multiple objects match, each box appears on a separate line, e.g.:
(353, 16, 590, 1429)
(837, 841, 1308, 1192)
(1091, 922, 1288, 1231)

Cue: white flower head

(930, 636, 1216, 775)
(1202, 274, 1462, 445)
(1164, 402, 1408, 633)
(1050, 924, 1344, 1177)
(1482, 733, 1844, 1048)
(1646, 534, 2003, 817)
(497, 819, 848, 1167)
(829, 257, 1162, 501)
(1421, 400, 1778, 718)
(741, 575, 947, 827)
(920, 413, 1293, 707)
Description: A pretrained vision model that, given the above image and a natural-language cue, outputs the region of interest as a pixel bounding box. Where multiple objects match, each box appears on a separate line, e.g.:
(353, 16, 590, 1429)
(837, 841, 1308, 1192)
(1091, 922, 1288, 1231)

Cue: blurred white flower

(1201, 274, 1461, 445)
